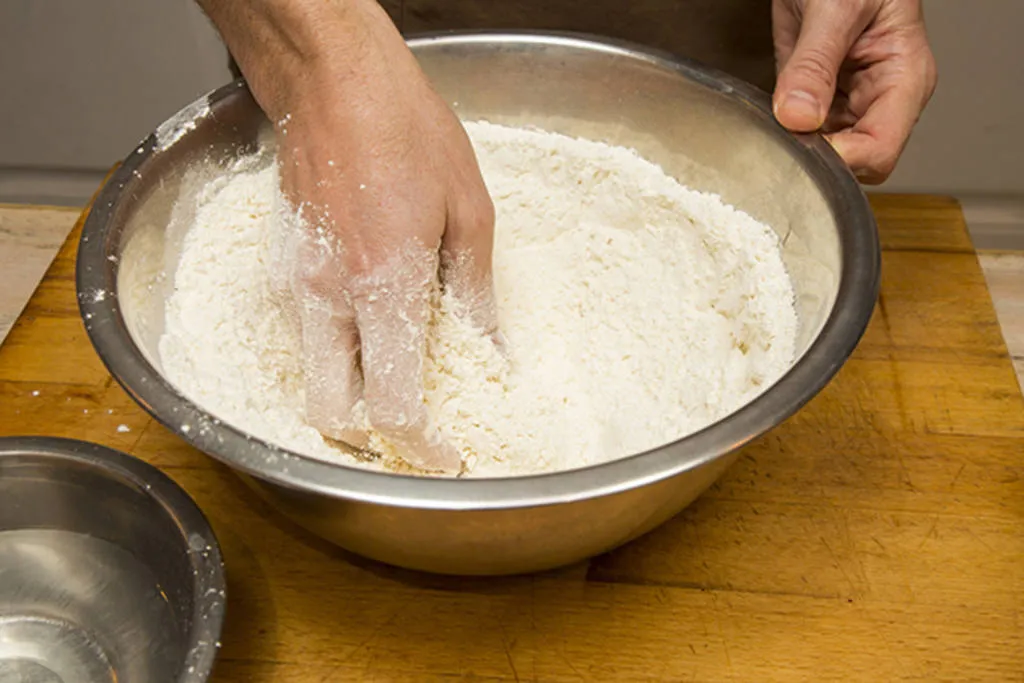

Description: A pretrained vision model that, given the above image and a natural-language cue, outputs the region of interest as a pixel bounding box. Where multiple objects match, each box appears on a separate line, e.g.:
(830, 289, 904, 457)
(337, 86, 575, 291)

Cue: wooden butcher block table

(1, 194, 1022, 682)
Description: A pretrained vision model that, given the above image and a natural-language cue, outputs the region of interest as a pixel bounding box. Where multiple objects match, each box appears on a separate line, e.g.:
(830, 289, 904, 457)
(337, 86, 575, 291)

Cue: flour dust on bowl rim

(0, 437, 225, 682)
(76, 31, 879, 575)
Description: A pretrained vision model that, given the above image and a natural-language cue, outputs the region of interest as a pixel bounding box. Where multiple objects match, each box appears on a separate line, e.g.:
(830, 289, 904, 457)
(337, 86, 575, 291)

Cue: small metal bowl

(0, 437, 225, 683)
(78, 32, 879, 575)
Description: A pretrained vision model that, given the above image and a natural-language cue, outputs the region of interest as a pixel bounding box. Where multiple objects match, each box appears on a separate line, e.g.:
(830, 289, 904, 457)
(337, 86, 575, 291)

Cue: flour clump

(158, 121, 798, 477)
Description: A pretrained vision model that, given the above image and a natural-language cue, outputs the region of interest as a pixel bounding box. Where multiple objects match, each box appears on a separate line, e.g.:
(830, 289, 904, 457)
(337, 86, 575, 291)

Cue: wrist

(200, 0, 400, 118)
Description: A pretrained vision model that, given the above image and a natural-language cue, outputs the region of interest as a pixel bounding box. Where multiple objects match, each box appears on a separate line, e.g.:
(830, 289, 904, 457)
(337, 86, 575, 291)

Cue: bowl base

(0, 529, 182, 683)
(0, 615, 114, 683)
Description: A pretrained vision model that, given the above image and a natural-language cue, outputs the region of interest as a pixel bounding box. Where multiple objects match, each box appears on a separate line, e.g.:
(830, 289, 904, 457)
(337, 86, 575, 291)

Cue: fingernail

(778, 90, 824, 130)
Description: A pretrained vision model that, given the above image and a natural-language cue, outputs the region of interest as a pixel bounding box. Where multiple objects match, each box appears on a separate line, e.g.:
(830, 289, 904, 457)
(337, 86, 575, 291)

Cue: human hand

(772, 0, 937, 183)
(203, 0, 496, 472)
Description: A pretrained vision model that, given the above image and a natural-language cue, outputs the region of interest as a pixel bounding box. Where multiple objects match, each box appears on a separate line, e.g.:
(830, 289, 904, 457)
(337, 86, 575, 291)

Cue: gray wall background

(1, 0, 1020, 243)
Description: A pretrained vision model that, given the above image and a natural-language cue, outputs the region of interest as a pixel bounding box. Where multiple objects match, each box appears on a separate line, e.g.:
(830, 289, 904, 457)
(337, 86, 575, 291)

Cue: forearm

(195, 0, 396, 117)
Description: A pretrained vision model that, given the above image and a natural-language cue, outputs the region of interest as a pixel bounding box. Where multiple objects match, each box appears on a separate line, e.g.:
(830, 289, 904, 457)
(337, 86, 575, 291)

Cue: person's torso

(386, 0, 775, 90)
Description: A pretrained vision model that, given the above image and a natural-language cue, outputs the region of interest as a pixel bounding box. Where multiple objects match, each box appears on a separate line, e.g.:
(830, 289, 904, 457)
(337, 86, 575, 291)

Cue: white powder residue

(157, 122, 797, 477)
(155, 97, 211, 152)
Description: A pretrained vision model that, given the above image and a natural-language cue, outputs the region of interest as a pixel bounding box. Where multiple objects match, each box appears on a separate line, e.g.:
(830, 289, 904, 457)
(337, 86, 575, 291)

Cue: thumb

(773, 2, 872, 132)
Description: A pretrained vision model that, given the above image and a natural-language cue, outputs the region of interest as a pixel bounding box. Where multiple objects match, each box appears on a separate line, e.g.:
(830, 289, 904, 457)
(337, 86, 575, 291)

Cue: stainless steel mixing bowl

(76, 32, 878, 575)
(0, 437, 225, 682)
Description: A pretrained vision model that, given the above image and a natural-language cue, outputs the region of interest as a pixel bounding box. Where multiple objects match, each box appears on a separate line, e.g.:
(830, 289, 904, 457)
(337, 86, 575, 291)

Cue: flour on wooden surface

(158, 122, 798, 477)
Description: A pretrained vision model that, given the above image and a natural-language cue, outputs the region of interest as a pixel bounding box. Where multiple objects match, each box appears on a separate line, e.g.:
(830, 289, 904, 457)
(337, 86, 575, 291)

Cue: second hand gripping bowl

(76, 32, 879, 575)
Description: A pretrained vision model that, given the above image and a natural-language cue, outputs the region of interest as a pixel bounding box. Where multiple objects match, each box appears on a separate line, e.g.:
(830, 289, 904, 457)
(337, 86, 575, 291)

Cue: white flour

(158, 121, 798, 477)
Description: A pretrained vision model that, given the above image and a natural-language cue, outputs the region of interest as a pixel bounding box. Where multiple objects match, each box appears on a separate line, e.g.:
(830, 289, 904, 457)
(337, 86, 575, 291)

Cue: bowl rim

(0, 435, 225, 682)
(77, 30, 879, 511)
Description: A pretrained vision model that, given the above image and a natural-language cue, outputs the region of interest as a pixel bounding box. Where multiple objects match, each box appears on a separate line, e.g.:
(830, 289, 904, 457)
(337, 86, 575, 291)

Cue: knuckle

(290, 234, 329, 282)
(791, 46, 840, 89)
(290, 232, 354, 302)
(476, 194, 497, 230)
(457, 193, 496, 235)
(292, 262, 333, 300)
(877, 157, 898, 180)
(864, 154, 898, 184)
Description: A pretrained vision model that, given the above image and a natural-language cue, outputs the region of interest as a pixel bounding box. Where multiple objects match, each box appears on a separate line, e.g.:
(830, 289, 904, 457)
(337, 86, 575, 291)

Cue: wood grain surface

(0, 204, 78, 342)
(1, 194, 1022, 682)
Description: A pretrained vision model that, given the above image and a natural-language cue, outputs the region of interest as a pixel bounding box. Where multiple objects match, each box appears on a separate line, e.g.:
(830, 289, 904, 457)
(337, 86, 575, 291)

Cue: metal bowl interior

(76, 32, 878, 572)
(0, 437, 225, 683)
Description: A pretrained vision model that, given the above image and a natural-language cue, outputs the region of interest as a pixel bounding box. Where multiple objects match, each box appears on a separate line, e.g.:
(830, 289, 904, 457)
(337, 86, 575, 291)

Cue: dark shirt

(228, 0, 776, 92)
(393, 0, 775, 90)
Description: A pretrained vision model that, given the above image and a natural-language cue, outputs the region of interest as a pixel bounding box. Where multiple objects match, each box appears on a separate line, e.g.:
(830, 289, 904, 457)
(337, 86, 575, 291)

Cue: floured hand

(203, 0, 496, 472)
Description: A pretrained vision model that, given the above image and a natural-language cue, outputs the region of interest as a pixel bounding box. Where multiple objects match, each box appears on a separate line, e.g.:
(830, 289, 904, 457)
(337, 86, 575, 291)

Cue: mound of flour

(158, 121, 797, 477)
